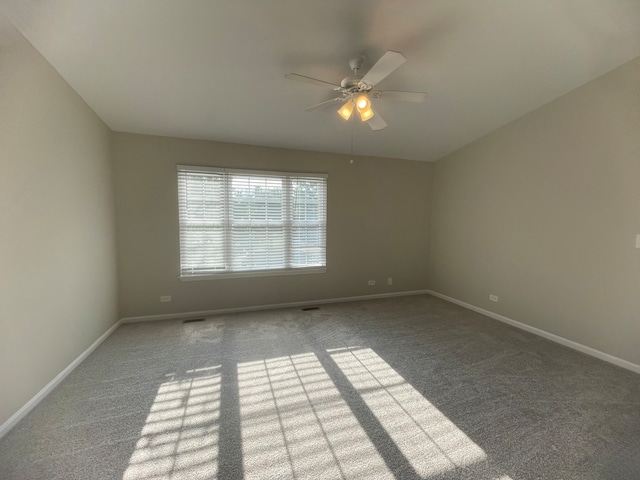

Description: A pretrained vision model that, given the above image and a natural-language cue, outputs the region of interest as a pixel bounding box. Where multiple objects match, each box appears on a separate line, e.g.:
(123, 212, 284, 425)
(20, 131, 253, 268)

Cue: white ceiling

(2, 0, 640, 161)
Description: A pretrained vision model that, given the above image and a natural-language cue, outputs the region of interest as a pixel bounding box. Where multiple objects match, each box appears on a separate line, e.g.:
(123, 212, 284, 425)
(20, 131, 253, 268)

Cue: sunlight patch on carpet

(329, 346, 487, 477)
(122, 366, 221, 479)
(237, 353, 394, 480)
(122, 349, 498, 479)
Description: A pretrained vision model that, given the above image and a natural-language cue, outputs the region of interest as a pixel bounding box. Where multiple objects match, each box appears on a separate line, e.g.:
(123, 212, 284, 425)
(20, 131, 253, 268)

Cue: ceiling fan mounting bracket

(349, 56, 365, 74)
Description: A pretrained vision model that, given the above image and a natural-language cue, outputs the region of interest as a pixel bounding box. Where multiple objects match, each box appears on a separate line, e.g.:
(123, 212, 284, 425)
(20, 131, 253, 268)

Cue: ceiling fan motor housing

(340, 77, 374, 97)
(340, 75, 363, 90)
(341, 56, 373, 93)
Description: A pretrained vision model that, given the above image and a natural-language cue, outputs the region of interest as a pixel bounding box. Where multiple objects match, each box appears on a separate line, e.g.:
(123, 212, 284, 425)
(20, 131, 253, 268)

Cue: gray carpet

(1, 294, 639, 479)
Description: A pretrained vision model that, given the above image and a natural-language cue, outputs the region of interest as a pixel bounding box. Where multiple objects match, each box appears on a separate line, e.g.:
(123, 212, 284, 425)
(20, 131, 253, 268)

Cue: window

(177, 165, 327, 279)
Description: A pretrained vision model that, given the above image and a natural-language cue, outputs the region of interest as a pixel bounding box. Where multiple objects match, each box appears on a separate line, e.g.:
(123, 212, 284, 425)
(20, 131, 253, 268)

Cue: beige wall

(429, 57, 640, 365)
(113, 133, 432, 318)
(0, 16, 118, 425)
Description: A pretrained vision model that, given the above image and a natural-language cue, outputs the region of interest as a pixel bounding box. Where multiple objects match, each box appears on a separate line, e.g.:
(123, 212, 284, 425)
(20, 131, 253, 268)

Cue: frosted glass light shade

(359, 107, 374, 121)
(337, 101, 354, 120)
(355, 95, 371, 112)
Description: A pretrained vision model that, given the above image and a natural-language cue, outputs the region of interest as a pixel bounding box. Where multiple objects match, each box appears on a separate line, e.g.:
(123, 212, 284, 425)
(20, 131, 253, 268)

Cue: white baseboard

(120, 290, 431, 324)
(0, 319, 123, 439)
(9, 288, 632, 440)
(426, 290, 640, 374)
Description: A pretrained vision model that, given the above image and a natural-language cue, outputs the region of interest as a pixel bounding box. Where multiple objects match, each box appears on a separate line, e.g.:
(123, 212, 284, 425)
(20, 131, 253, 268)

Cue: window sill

(180, 266, 327, 281)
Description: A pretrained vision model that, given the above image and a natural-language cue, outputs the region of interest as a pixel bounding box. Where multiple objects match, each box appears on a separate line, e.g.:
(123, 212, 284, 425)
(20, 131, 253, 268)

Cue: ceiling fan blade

(360, 51, 407, 87)
(378, 90, 427, 103)
(285, 73, 340, 89)
(304, 97, 343, 112)
(367, 109, 387, 131)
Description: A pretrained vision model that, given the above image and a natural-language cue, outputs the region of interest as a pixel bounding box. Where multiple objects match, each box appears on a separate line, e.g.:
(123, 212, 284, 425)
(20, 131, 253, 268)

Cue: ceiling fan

(285, 51, 426, 131)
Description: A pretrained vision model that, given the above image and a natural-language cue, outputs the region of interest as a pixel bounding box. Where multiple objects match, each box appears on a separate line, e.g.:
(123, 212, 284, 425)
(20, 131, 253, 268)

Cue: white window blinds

(177, 165, 327, 278)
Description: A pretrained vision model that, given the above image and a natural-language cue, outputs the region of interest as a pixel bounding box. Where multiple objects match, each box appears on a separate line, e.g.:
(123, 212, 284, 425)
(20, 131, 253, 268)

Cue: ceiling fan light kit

(337, 94, 374, 122)
(285, 50, 426, 130)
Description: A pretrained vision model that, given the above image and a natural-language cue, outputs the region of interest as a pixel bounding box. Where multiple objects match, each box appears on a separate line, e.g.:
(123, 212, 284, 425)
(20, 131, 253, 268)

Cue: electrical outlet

(489, 294, 498, 302)
(368, 280, 375, 286)
(160, 295, 172, 303)
(387, 277, 393, 285)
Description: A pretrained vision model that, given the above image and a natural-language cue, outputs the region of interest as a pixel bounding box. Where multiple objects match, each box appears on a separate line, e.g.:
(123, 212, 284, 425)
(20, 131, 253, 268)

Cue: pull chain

(350, 114, 355, 161)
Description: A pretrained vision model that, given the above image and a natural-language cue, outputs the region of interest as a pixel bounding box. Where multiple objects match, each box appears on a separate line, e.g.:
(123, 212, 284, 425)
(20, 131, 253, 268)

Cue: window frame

(177, 164, 328, 281)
